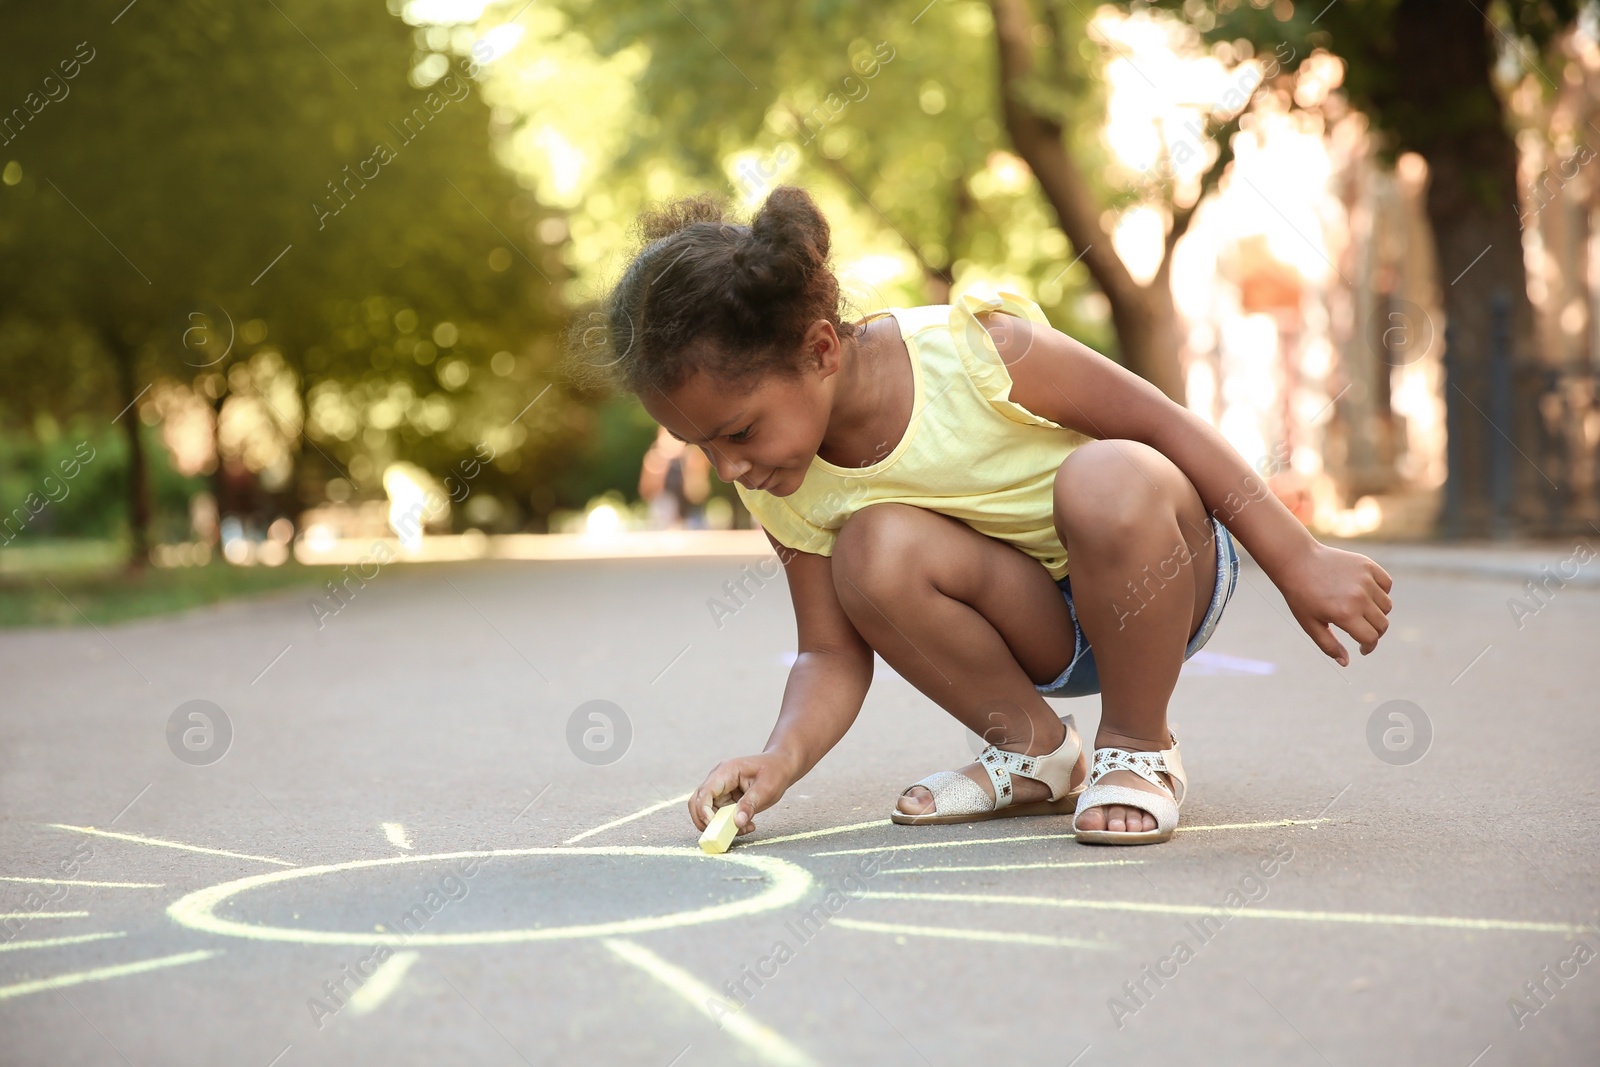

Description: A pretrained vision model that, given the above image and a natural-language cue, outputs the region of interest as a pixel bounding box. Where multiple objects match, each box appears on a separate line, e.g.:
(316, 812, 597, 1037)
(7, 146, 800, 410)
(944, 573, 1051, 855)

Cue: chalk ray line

(0, 949, 218, 1001)
(0, 912, 91, 919)
(745, 819, 891, 847)
(0, 931, 125, 953)
(880, 860, 1145, 875)
(810, 818, 1326, 857)
(831, 917, 1109, 950)
(857, 891, 1590, 935)
(563, 792, 692, 845)
(602, 938, 819, 1067)
(47, 825, 296, 867)
(1175, 819, 1328, 833)
(347, 950, 420, 1015)
(382, 823, 414, 850)
(0, 876, 164, 888)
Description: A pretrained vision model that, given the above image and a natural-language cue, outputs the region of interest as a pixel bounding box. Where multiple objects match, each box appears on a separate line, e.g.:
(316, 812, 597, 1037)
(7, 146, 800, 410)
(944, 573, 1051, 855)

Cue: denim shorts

(1034, 516, 1240, 697)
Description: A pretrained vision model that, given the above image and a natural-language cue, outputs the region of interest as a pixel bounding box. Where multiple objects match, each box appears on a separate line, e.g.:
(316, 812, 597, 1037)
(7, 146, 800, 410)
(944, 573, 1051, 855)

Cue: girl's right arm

(687, 532, 874, 836)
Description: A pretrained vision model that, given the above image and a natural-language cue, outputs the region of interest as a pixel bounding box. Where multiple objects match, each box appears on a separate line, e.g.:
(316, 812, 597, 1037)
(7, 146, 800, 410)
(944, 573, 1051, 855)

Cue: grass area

(0, 544, 338, 628)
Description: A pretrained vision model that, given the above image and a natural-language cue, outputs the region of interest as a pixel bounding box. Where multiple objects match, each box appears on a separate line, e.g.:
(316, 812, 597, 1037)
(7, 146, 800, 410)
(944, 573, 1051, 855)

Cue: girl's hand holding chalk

(687, 752, 798, 839)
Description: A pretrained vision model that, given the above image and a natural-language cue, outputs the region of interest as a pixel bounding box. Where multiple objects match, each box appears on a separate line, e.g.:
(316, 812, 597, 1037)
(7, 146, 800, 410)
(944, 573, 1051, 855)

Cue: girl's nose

(707, 447, 749, 484)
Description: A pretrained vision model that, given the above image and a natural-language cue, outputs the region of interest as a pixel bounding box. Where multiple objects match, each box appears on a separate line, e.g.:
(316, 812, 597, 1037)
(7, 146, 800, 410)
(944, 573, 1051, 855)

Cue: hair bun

(731, 185, 830, 308)
(750, 185, 829, 271)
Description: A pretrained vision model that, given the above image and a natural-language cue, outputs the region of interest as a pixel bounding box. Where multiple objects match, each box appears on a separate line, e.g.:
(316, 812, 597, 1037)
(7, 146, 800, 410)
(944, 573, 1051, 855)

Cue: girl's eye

(727, 427, 753, 442)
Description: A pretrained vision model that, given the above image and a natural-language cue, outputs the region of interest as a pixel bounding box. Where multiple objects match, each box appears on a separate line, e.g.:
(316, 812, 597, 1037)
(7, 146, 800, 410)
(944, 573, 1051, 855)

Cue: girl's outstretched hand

(688, 753, 798, 837)
(1277, 542, 1394, 666)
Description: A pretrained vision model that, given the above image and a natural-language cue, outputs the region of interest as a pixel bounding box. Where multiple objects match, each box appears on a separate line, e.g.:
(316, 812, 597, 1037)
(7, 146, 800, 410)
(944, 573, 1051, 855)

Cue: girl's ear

(803, 319, 843, 379)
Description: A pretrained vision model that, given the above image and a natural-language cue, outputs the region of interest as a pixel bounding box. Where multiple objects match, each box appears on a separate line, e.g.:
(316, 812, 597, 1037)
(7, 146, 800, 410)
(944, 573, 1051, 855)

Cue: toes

(1078, 803, 1156, 834)
(897, 786, 933, 816)
(1117, 805, 1153, 833)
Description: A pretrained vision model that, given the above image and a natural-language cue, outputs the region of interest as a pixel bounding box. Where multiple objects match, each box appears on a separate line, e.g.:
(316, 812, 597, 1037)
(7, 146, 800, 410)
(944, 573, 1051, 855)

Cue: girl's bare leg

(830, 503, 1087, 812)
(1052, 439, 1219, 834)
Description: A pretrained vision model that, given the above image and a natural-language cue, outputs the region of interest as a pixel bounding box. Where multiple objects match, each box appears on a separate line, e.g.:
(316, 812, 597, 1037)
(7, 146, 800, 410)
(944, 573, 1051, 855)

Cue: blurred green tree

(526, 0, 1244, 401)
(0, 0, 570, 566)
(502, 2, 1111, 361)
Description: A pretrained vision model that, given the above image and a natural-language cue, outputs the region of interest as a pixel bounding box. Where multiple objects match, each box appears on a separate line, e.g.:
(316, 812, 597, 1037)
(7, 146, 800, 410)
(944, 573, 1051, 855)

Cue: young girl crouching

(576, 185, 1392, 845)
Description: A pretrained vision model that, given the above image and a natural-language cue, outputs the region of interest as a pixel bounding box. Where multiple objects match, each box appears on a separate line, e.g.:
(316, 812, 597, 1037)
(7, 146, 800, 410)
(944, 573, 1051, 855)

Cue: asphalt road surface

(2, 544, 1597, 1066)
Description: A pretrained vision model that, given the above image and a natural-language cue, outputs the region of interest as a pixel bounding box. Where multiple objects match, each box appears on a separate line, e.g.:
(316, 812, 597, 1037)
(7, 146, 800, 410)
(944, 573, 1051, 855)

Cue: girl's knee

(1054, 439, 1186, 541)
(832, 503, 929, 605)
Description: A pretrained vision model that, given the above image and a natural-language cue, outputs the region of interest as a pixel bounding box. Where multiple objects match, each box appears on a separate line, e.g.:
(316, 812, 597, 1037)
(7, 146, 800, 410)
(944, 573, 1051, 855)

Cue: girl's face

(639, 324, 841, 497)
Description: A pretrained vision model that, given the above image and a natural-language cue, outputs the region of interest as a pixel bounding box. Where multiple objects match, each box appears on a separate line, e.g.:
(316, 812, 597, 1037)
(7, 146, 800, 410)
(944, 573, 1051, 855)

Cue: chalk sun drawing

(8, 803, 1595, 1066)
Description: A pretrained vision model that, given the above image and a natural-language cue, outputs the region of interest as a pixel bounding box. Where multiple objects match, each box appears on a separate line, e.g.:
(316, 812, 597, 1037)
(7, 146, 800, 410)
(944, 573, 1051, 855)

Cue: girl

(581, 185, 1392, 846)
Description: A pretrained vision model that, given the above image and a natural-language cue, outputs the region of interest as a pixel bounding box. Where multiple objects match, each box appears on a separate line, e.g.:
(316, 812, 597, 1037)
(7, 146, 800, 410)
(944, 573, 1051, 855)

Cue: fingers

(1348, 615, 1382, 655)
(734, 780, 768, 832)
(1366, 568, 1394, 615)
(690, 762, 741, 831)
(1371, 561, 1394, 595)
(1327, 597, 1389, 656)
(689, 787, 720, 832)
(1358, 603, 1390, 653)
(1308, 620, 1349, 666)
(1369, 579, 1393, 615)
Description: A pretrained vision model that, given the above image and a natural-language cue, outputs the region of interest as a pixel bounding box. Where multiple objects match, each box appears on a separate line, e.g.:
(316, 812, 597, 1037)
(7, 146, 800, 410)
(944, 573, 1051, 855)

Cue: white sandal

(1072, 736, 1188, 845)
(891, 714, 1087, 825)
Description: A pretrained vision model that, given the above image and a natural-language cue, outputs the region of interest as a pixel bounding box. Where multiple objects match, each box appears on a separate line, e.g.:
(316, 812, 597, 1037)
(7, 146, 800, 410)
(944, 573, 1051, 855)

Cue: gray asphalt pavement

(1, 544, 1597, 1066)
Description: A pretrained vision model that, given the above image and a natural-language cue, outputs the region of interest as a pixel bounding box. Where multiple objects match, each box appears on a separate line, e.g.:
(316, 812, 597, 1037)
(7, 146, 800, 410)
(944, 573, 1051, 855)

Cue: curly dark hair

(570, 185, 860, 395)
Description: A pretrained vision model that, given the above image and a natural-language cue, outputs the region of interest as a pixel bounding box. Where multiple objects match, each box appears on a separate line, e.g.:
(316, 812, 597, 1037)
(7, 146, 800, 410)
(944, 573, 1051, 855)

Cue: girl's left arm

(986, 311, 1393, 666)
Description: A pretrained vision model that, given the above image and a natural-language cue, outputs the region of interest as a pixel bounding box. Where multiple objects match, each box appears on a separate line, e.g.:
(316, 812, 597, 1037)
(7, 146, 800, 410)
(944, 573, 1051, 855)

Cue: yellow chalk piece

(699, 805, 739, 854)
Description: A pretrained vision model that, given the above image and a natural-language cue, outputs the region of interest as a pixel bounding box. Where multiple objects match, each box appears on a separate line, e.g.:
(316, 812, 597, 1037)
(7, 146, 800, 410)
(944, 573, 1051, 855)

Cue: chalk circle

(167, 700, 232, 767)
(167, 846, 811, 946)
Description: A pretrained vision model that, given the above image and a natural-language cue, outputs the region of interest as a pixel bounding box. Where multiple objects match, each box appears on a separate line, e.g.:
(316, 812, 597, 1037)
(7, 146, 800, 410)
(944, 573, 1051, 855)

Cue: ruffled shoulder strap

(947, 289, 1069, 430)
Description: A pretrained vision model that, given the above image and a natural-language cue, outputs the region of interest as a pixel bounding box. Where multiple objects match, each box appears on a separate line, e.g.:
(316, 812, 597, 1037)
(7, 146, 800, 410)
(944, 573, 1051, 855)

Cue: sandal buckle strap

(978, 745, 1022, 808)
(1089, 747, 1173, 793)
(899, 715, 1083, 819)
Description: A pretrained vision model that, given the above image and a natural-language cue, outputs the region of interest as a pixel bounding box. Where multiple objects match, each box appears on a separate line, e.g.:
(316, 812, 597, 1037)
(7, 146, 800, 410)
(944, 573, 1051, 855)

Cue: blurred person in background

(638, 425, 711, 529)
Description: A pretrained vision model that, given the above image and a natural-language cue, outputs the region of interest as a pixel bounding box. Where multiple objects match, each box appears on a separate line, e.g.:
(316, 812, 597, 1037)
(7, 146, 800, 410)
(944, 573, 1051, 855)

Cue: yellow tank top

(734, 290, 1092, 580)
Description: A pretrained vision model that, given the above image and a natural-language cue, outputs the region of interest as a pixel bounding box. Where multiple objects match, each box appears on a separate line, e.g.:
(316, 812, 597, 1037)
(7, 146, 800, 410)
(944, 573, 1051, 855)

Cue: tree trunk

(111, 338, 151, 571)
(924, 175, 973, 304)
(989, 0, 1187, 404)
(209, 379, 228, 543)
(1390, 0, 1548, 536)
(1107, 257, 1186, 405)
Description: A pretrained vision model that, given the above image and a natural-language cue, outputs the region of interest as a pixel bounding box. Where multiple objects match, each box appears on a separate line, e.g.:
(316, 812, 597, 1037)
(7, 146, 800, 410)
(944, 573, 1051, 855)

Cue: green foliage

(531, 0, 1117, 351)
(0, 423, 202, 543)
(0, 557, 341, 628)
(546, 394, 661, 514)
(0, 0, 576, 534)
